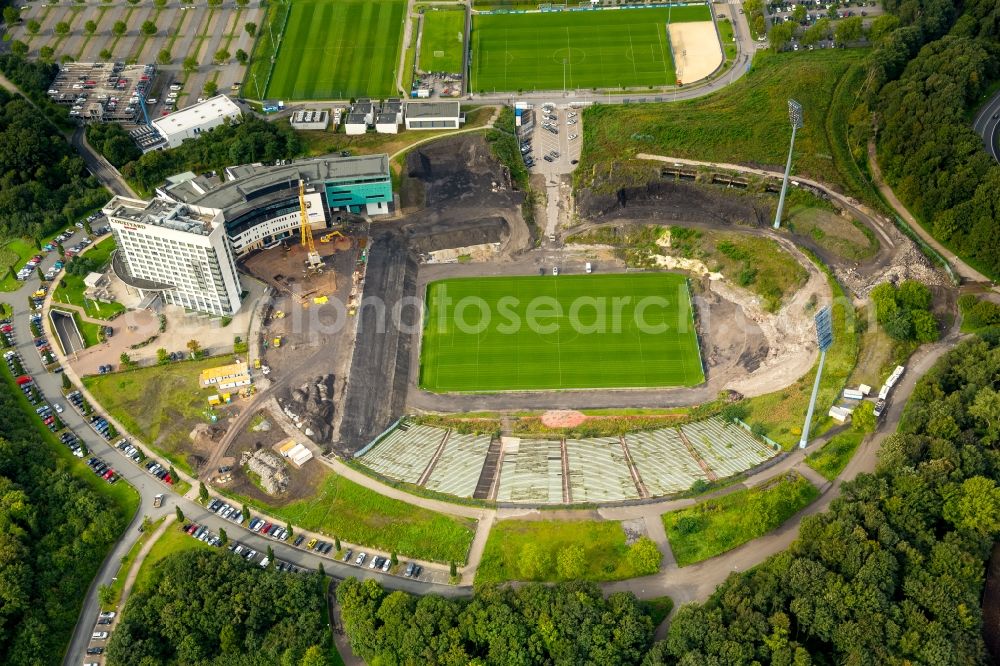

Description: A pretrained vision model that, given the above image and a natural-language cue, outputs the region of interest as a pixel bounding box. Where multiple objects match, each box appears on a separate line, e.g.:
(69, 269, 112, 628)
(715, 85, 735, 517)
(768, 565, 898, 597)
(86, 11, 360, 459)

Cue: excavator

(319, 231, 345, 243)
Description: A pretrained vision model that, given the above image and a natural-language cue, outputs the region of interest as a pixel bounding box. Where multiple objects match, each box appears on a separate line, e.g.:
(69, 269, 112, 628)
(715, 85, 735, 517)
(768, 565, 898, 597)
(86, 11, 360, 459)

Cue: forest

(0, 85, 108, 241)
(869, 0, 1000, 279)
(0, 377, 132, 664)
(106, 549, 330, 665)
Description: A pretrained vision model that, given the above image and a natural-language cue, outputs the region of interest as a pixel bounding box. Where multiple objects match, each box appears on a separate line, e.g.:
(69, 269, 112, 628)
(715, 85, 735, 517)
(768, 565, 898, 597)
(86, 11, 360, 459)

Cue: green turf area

(420, 8, 465, 74)
(420, 273, 704, 392)
(52, 237, 126, 319)
(132, 521, 215, 594)
(805, 428, 864, 481)
(577, 49, 868, 198)
(476, 519, 662, 584)
(717, 18, 736, 61)
(266, 0, 406, 99)
(105, 516, 165, 608)
(224, 471, 476, 563)
(471, 6, 712, 92)
(83, 355, 230, 476)
(662, 472, 819, 566)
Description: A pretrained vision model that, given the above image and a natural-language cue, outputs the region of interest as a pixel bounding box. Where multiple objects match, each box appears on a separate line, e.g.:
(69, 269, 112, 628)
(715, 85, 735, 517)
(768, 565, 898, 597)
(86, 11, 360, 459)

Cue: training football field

(470, 6, 711, 92)
(420, 273, 704, 392)
(419, 8, 466, 74)
(266, 0, 406, 100)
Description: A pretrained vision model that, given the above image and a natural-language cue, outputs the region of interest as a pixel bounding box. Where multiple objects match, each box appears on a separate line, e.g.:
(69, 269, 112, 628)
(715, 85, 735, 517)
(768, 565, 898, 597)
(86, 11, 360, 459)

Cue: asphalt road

(50, 309, 84, 355)
(71, 127, 139, 199)
(972, 90, 1000, 163)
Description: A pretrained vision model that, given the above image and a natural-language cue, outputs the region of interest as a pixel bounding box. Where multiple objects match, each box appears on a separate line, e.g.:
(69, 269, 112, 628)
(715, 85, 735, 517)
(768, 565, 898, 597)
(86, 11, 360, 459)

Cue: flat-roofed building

(404, 100, 463, 130)
(151, 95, 242, 148)
(199, 361, 253, 390)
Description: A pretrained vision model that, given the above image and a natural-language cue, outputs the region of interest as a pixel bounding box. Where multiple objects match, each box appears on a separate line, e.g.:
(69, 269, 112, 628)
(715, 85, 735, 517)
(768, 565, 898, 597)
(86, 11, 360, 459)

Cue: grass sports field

(420, 273, 704, 392)
(471, 6, 712, 92)
(419, 8, 466, 74)
(266, 0, 406, 99)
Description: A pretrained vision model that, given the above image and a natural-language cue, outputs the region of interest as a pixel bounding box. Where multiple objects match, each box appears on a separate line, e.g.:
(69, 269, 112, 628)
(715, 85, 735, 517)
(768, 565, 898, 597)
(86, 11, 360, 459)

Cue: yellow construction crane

(298, 180, 323, 271)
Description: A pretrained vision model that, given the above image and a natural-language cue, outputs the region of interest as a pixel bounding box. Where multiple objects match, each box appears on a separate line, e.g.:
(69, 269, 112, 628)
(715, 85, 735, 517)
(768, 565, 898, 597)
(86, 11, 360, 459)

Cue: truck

(873, 399, 886, 418)
(153, 493, 164, 508)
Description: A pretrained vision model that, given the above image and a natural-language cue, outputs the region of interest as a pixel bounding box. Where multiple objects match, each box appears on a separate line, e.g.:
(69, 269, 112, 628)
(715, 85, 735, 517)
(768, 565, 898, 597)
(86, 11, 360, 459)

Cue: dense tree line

(0, 374, 130, 664)
(647, 334, 1000, 664)
(0, 87, 108, 240)
(86, 122, 141, 168)
(870, 279, 939, 342)
(868, 0, 1000, 278)
(119, 115, 303, 193)
(337, 579, 656, 665)
(106, 549, 330, 665)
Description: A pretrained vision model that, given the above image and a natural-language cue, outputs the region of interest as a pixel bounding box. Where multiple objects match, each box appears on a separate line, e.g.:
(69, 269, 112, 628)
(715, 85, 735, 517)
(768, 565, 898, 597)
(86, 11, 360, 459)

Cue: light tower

(773, 99, 804, 230)
(800, 305, 833, 449)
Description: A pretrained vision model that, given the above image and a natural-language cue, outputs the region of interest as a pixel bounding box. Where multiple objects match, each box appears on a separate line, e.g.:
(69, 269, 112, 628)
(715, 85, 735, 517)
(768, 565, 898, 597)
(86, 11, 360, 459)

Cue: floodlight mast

(773, 99, 804, 230)
(800, 305, 833, 449)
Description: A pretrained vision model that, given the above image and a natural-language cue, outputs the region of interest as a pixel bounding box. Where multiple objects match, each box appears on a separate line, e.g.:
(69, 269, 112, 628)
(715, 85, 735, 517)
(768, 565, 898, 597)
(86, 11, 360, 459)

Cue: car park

(369, 556, 383, 569)
(355, 552, 367, 565)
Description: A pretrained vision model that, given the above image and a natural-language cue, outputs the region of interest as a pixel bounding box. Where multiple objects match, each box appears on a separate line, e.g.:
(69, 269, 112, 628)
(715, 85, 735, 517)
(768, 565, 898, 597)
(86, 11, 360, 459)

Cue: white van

(585, 262, 592, 273)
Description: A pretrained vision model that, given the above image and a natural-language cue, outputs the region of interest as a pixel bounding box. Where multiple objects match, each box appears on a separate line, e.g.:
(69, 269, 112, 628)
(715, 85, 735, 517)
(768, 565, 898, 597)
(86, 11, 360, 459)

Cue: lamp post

(773, 99, 803, 229)
(562, 58, 567, 94)
(800, 305, 833, 449)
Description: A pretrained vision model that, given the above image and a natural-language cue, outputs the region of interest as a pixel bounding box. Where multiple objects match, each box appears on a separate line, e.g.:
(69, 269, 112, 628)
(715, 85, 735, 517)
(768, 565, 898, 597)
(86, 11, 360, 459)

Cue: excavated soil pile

(278, 374, 336, 442)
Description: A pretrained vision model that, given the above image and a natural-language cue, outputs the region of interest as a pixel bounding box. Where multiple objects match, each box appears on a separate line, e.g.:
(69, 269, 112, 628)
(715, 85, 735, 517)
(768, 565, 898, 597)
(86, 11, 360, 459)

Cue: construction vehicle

(298, 180, 323, 271)
(320, 231, 345, 243)
(273, 310, 285, 319)
(253, 358, 261, 369)
(273, 336, 282, 348)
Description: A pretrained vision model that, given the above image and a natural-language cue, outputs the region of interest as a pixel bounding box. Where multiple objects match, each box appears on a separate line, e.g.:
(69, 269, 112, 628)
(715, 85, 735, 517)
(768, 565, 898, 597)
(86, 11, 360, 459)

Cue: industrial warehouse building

(151, 95, 242, 148)
(104, 154, 393, 314)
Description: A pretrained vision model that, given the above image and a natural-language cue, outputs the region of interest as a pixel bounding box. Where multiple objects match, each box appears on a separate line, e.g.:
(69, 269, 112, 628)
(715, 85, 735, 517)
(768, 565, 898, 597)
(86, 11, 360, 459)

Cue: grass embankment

(662, 472, 819, 566)
(106, 516, 166, 608)
(805, 429, 864, 481)
(784, 189, 878, 261)
(419, 7, 465, 74)
(131, 520, 215, 594)
(52, 237, 126, 319)
(476, 520, 662, 584)
(742, 256, 859, 448)
(83, 355, 231, 476)
(717, 18, 736, 61)
(225, 471, 476, 564)
(576, 49, 868, 197)
(52, 308, 104, 348)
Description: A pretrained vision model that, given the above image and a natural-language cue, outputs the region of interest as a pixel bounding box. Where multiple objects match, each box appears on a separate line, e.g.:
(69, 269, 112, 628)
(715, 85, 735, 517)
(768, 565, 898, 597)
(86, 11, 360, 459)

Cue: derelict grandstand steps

(356, 417, 778, 505)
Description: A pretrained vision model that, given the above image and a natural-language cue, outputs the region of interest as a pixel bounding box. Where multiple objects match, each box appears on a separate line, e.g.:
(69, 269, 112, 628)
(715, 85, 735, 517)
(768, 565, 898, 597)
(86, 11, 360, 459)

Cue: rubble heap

(277, 374, 335, 442)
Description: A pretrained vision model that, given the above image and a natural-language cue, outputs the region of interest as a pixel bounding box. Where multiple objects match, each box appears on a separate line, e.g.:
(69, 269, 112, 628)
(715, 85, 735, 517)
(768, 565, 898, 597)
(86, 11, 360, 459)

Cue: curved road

(973, 90, 1000, 163)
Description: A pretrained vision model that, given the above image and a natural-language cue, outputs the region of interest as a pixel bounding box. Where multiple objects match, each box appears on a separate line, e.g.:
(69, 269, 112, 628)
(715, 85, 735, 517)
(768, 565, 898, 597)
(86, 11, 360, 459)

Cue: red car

(16, 376, 31, 386)
(102, 469, 114, 480)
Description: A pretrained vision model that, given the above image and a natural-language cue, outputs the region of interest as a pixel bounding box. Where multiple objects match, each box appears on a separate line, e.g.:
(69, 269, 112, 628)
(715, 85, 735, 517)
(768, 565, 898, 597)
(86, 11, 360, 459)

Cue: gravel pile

(278, 374, 335, 442)
(836, 242, 950, 298)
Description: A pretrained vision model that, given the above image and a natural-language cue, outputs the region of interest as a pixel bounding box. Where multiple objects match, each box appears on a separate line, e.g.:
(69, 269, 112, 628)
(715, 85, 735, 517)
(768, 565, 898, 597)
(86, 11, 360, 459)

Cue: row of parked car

(226, 541, 304, 573)
(114, 437, 146, 464)
(206, 498, 245, 525)
(1, 319, 13, 348)
(182, 522, 223, 547)
(66, 389, 91, 415)
(145, 459, 176, 484)
(85, 456, 119, 484)
(248, 517, 291, 541)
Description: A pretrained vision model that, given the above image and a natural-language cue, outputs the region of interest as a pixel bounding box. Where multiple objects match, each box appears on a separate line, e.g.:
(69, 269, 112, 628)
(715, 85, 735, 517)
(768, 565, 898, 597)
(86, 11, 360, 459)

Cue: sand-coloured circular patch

(541, 410, 587, 428)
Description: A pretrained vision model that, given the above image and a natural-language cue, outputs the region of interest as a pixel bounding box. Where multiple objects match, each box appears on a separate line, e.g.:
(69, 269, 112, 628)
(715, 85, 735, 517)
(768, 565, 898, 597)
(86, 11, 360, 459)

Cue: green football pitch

(470, 6, 712, 92)
(266, 0, 406, 100)
(419, 8, 466, 74)
(420, 273, 704, 392)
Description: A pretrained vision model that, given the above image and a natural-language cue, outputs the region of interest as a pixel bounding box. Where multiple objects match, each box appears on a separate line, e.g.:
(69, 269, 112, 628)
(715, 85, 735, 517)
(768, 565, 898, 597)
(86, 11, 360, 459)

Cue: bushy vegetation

(0, 365, 135, 664)
(869, 0, 1000, 279)
(662, 472, 820, 566)
(106, 549, 330, 665)
(869, 279, 938, 343)
(338, 579, 657, 665)
(476, 520, 662, 584)
(804, 428, 865, 481)
(650, 335, 1000, 663)
(118, 115, 303, 193)
(959, 294, 1000, 334)
(86, 123, 141, 168)
(0, 87, 108, 242)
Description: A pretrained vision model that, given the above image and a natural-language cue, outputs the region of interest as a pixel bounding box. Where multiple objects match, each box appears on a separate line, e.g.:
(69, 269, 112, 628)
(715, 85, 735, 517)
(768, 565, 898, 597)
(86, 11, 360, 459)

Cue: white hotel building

(103, 197, 243, 316)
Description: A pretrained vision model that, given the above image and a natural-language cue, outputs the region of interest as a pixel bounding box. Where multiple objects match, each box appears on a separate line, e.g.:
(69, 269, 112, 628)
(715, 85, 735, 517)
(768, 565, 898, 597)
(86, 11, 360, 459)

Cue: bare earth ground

(669, 21, 724, 85)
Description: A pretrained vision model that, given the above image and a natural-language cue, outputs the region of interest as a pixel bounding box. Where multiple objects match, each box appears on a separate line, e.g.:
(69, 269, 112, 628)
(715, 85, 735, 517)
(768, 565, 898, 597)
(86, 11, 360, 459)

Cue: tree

(37, 45, 54, 61)
(3, 6, 19, 24)
(154, 0, 167, 6)
(100, 48, 113, 60)
(214, 48, 230, 64)
(56, 242, 64, 257)
(285, 523, 293, 538)
(198, 481, 209, 503)
(449, 561, 457, 577)
(186, 339, 201, 357)
(98, 584, 114, 607)
(970, 387, 1000, 445)
(157, 48, 171, 65)
(834, 15, 863, 45)
(26, 19, 40, 35)
(62, 373, 72, 390)
(218, 527, 228, 546)
(556, 544, 585, 579)
(943, 476, 1000, 537)
(36, 266, 44, 282)
(266, 545, 274, 567)
(175, 506, 185, 522)
(140, 20, 157, 36)
(868, 13, 900, 44)
(235, 48, 248, 65)
(626, 537, 662, 575)
(126, 0, 140, 4)
(792, 4, 806, 23)
(119, 352, 132, 367)
(390, 551, 398, 567)
(244, 21, 256, 37)
(300, 646, 326, 666)
(10, 40, 27, 57)
(112, 20, 126, 36)
(84, 19, 97, 35)
(203, 80, 218, 96)
(183, 56, 198, 74)
(242, 503, 250, 523)
(334, 536, 341, 551)
(168, 466, 177, 483)
(769, 22, 795, 51)
(157, 347, 170, 364)
(54, 20, 70, 35)
(911, 309, 938, 343)
(519, 542, 550, 579)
